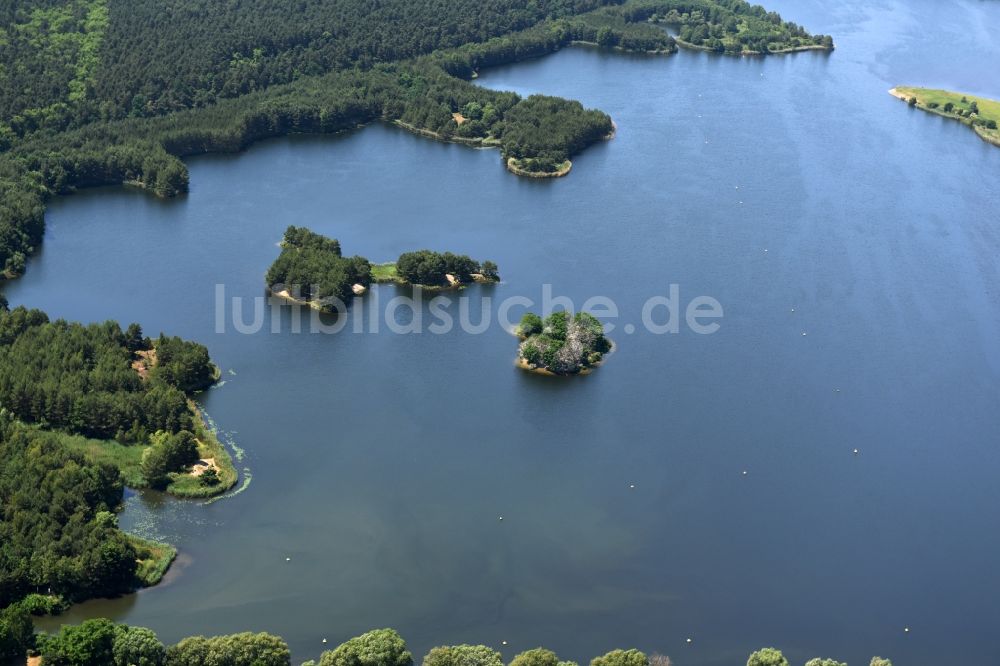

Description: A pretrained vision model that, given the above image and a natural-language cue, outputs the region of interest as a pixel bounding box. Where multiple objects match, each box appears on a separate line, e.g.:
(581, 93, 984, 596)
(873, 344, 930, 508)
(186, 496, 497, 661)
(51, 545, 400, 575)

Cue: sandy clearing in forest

(190, 457, 219, 477)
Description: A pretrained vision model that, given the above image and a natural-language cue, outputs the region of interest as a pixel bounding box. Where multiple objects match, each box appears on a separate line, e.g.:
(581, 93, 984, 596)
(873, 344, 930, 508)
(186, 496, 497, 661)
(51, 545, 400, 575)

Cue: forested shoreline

(0, 306, 235, 500)
(0, 0, 831, 280)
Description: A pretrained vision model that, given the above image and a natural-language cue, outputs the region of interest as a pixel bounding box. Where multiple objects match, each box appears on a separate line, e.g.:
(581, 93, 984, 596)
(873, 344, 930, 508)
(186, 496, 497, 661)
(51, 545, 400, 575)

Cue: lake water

(12, 0, 1000, 664)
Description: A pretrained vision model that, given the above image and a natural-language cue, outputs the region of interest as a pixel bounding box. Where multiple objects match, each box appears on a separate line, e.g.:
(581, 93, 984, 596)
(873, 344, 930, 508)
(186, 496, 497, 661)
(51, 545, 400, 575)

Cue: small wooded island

(891, 87, 1000, 148)
(267, 226, 500, 311)
(516, 311, 612, 375)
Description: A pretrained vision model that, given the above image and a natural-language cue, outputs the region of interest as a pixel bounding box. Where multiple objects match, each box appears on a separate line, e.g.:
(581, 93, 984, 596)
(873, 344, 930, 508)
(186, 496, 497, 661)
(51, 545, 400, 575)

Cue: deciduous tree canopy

(0, 420, 136, 609)
(517, 311, 611, 374)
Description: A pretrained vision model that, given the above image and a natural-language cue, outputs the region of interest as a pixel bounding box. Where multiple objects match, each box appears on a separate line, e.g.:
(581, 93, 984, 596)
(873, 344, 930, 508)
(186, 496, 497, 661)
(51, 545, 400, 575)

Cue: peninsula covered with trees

(516, 311, 612, 375)
(268, 227, 500, 309)
(890, 87, 1000, 148)
(0, 0, 830, 280)
(0, 304, 236, 494)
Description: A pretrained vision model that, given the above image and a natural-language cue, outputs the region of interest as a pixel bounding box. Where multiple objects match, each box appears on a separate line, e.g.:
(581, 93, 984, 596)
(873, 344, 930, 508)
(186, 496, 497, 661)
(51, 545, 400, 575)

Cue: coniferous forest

(0, 307, 215, 441)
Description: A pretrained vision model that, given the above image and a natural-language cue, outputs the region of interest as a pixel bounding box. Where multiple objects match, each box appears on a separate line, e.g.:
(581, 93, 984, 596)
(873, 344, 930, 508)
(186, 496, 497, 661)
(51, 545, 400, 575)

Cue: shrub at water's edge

(516, 311, 612, 375)
(0, 421, 138, 617)
(890, 87, 1000, 148)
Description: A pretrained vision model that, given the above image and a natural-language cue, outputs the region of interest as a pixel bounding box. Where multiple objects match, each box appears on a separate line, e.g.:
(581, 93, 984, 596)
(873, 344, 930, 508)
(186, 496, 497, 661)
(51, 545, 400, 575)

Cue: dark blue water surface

(14, 1, 1000, 664)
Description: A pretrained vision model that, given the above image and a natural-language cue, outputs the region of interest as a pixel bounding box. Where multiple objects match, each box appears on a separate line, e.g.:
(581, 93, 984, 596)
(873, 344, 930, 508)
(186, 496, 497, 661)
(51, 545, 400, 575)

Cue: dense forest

(395, 250, 499, 287)
(0, 0, 828, 136)
(517, 311, 612, 374)
(0, 307, 216, 441)
(0, 420, 136, 620)
(0, 0, 829, 279)
(266, 226, 372, 309)
(0, 0, 612, 133)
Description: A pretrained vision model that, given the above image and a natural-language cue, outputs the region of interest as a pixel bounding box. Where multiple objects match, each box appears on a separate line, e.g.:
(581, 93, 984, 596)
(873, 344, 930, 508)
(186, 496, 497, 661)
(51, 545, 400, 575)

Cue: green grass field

(371, 262, 399, 283)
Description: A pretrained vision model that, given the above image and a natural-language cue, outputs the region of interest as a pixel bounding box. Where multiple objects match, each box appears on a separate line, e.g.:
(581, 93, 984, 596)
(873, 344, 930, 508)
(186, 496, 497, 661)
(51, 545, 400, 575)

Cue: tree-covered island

(268, 227, 499, 311)
(516, 311, 612, 375)
(378, 250, 500, 289)
(890, 87, 1000, 148)
(266, 226, 373, 311)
